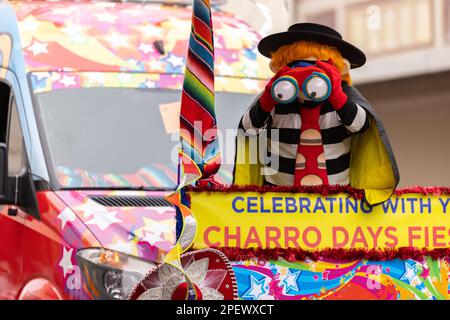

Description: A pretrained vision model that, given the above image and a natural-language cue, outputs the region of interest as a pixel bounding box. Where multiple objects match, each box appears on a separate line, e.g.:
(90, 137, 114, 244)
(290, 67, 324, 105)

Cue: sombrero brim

(258, 30, 366, 69)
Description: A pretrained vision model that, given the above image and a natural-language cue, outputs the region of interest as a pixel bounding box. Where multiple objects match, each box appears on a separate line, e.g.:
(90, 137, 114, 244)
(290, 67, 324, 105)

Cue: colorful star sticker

(165, 54, 185, 69)
(59, 247, 74, 277)
(421, 268, 430, 278)
(140, 230, 165, 245)
(59, 75, 76, 88)
(282, 269, 301, 293)
(142, 217, 174, 235)
(85, 210, 121, 231)
(75, 200, 109, 218)
(57, 207, 76, 229)
(27, 40, 48, 56)
(138, 43, 155, 55)
(242, 275, 266, 300)
(400, 262, 417, 284)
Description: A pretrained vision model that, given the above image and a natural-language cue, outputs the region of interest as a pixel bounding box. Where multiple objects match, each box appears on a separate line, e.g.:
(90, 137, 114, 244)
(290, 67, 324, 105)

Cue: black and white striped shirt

(239, 83, 370, 186)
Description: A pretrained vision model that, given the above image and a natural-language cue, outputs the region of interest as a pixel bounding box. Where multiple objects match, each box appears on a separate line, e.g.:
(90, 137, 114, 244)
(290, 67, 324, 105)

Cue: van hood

(55, 190, 177, 263)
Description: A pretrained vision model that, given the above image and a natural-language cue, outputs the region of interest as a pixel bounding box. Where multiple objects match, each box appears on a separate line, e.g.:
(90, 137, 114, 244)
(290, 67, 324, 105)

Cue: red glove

(260, 66, 291, 112)
(316, 59, 348, 110)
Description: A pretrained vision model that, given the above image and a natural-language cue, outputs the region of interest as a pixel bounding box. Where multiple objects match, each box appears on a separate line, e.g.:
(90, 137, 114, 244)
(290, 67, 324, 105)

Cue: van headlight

(76, 248, 156, 300)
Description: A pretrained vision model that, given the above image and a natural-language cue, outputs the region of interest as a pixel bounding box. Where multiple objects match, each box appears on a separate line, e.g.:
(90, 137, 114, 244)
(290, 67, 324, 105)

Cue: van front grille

(89, 195, 173, 207)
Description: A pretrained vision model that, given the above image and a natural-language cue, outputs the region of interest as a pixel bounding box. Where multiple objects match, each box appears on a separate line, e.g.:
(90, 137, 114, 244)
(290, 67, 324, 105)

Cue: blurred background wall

(222, 0, 450, 187)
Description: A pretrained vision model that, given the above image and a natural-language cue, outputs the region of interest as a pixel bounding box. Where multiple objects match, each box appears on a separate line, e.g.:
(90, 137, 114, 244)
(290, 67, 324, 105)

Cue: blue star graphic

(400, 262, 417, 284)
(283, 269, 301, 293)
(242, 275, 266, 300)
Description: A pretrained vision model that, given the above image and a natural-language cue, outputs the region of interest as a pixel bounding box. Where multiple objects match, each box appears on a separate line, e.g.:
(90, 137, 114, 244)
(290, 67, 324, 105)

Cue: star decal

(322, 270, 330, 280)
(59, 247, 74, 277)
(142, 217, 174, 235)
(59, 75, 76, 88)
(420, 267, 430, 278)
(75, 200, 108, 218)
(165, 54, 185, 69)
(282, 269, 301, 293)
(27, 40, 48, 56)
(242, 275, 266, 300)
(138, 42, 155, 55)
(400, 262, 417, 284)
(86, 210, 121, 231)
(140, 230, 165, 245)
(57, 207, 76, 229)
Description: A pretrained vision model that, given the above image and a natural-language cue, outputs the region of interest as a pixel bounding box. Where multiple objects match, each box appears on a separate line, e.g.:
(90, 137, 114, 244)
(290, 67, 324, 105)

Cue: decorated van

(0, 0, 270, 299)
(0, 0, 449, 300)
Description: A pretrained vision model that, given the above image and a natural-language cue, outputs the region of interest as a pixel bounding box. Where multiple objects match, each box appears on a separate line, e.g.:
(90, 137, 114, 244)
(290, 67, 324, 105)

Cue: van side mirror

(0, 142, 40, 219)
(0, 143, 7, 201)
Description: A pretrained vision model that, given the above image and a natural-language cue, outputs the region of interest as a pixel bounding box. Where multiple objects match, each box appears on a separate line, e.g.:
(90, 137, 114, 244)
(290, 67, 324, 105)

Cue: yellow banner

(190, 192, 450, 250)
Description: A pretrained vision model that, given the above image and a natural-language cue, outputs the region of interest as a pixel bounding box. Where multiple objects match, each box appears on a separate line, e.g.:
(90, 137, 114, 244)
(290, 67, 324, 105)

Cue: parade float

(152, 0, 450, 301)
(0, 0, 448, 300)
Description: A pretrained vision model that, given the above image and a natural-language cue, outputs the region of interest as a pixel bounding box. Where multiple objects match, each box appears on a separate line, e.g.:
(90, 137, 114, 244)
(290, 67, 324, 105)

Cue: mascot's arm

(238, 93, 273, 134)
(337, 83, 371, 134)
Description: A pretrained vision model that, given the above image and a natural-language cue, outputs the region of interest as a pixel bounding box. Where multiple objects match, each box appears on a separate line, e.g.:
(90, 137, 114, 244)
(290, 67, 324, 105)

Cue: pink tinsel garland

(187, 184, 450, 197)
(208, 247, 450, 262)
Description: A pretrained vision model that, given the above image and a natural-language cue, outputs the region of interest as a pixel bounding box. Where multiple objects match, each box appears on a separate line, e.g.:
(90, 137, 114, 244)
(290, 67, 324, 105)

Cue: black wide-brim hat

(258, 23, 366, 69)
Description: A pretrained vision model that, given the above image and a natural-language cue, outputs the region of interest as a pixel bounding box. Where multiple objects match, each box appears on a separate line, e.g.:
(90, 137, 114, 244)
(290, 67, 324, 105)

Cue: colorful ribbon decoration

(148, 0, 226, 300)
(169, 0, 220, 258)
(179, 0, 221, 180)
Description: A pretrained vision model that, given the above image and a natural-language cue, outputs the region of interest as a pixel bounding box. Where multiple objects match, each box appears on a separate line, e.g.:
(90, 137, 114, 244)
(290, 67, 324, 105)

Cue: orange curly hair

(269, 41, 352, 85)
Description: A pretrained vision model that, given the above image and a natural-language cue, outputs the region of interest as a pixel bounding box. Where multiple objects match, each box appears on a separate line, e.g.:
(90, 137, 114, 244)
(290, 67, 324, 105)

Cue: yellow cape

(233, 86, 400, 206)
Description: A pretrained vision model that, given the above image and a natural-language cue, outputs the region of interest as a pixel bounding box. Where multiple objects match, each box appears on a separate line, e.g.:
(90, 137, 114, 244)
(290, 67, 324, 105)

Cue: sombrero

(258, 23, 367, 69)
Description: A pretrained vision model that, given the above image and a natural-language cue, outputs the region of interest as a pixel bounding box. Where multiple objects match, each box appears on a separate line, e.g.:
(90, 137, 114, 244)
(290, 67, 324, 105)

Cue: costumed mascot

(233, 23, 399, 205)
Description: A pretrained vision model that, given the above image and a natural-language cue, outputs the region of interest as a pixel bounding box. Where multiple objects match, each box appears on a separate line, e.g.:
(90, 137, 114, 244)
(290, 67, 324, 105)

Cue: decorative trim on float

(208, 247, 450, 262)
(187, 185, 450, 198)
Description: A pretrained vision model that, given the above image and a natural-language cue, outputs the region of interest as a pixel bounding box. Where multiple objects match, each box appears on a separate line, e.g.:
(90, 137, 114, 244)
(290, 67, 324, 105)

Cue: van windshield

(34, 87, 255, 190)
